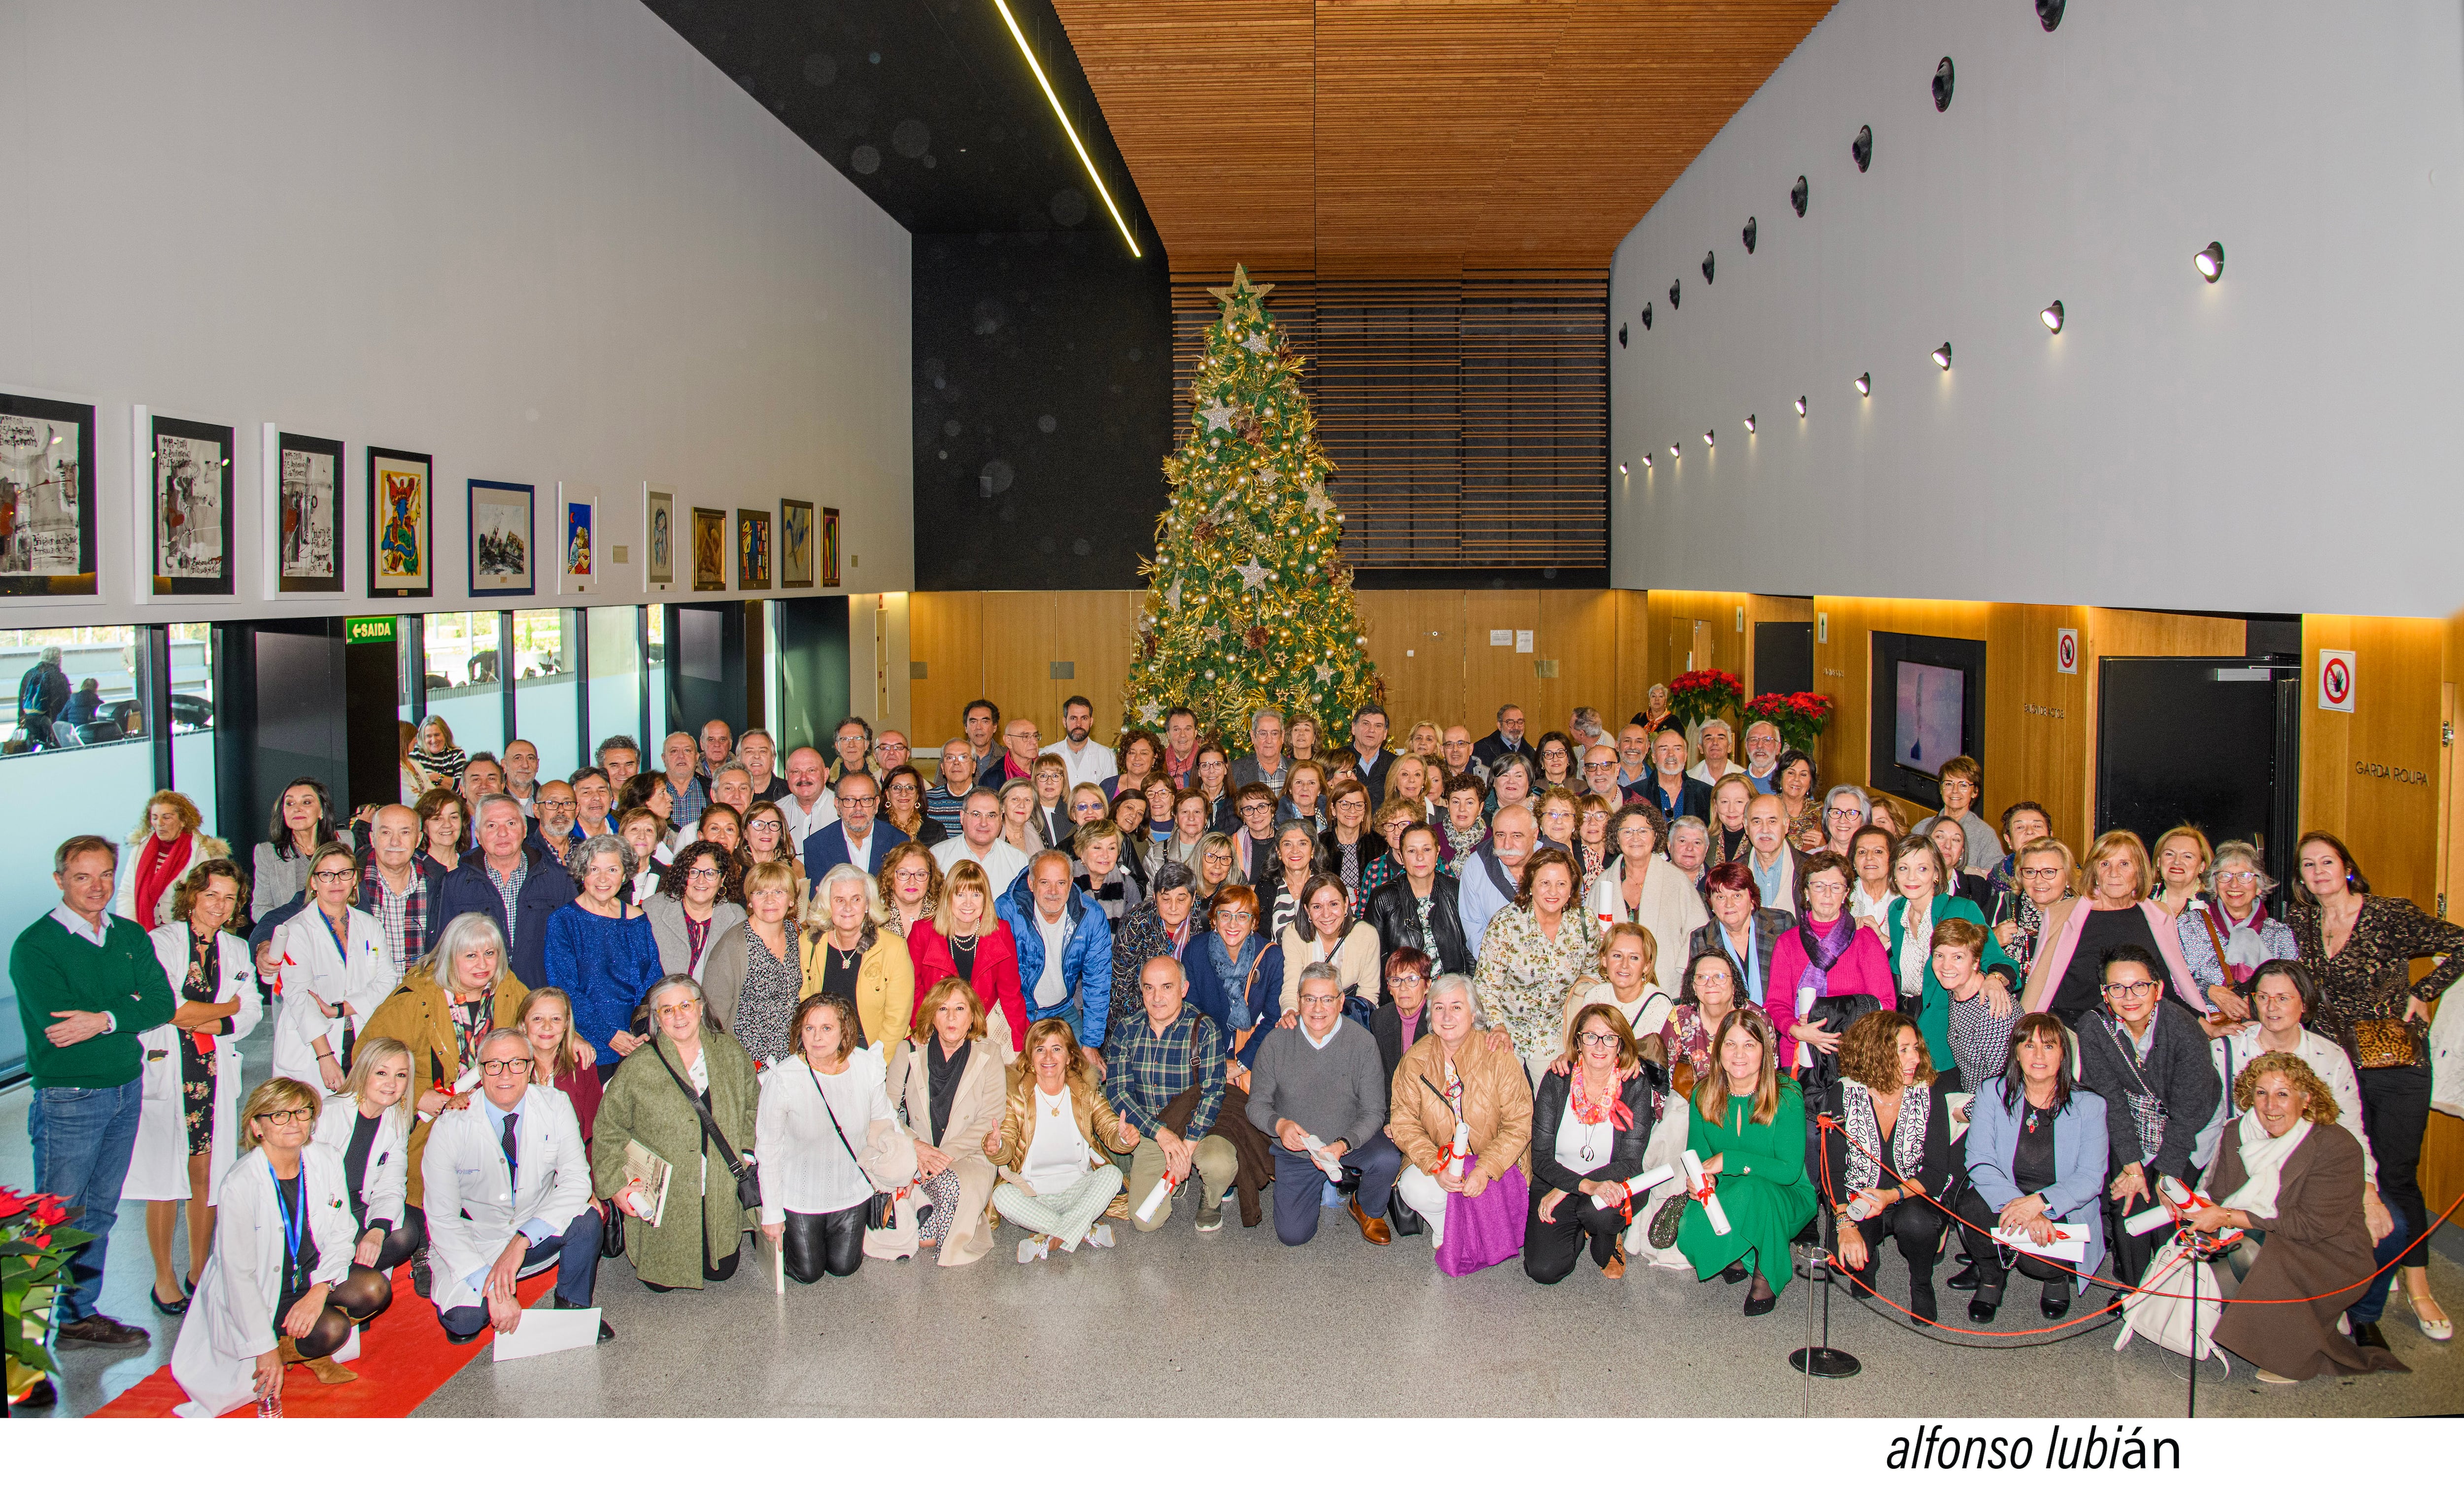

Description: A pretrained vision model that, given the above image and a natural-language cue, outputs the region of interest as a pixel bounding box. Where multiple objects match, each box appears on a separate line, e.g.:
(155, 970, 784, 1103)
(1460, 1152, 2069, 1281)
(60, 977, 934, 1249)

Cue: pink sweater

(1765, 918, 1895, 1072)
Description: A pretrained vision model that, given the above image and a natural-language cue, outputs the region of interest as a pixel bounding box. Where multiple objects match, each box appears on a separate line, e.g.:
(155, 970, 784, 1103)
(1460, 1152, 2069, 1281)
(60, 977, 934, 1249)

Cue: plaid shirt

(1102, 1003, 1225, 1139)
(484, 855, 531, 949)
(361, 858, 431, 972)
(670, 774, 709, 830)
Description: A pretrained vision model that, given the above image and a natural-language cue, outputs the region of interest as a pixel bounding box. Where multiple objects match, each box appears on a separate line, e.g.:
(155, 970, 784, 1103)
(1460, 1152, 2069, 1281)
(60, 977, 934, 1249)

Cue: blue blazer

(802, 821, 909, 886)
(1964, 1076, 2111, 1289)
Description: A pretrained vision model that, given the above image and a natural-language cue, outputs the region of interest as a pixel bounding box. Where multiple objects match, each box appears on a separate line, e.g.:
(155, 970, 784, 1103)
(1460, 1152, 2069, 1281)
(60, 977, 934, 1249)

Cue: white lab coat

(419, 1084, 589, 1316)
(125, 925, 262, 1204)
(309, 1096, 411, 1233)
(170, 1144, 361, 1418)
(269, 906, 395, 1086)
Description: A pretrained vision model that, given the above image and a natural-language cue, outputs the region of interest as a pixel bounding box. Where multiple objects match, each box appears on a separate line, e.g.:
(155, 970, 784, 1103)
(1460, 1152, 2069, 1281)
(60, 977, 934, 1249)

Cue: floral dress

(1472, 906, 1604, 1068)
(733, 918, 805, 1069)
(178, 929, 238, 1154)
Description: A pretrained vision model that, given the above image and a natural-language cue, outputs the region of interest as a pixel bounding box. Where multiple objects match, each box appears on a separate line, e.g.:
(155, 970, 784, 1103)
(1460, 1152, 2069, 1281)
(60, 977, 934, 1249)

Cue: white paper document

(490, 1305, 603, 1362)
(1997, 1221, 2089, 1262)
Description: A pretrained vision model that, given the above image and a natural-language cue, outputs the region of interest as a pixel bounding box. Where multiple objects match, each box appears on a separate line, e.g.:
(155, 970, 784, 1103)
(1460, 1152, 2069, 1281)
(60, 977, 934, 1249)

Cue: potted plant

(3, 1188, 91, 1409)
(1742, 690, 1837, 755)
(1666, 668, 1745, 730)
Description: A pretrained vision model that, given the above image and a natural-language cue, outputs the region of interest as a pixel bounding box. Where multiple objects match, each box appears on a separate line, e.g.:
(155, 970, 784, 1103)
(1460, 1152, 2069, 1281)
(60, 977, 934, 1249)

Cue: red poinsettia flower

(32, 1194, 68, 1227)
(0, 1187, 28, 1221)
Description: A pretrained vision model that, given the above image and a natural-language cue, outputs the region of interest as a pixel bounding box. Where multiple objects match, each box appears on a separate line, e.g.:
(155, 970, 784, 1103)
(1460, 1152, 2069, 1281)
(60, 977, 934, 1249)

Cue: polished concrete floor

(10, 1026, 2462, 1419)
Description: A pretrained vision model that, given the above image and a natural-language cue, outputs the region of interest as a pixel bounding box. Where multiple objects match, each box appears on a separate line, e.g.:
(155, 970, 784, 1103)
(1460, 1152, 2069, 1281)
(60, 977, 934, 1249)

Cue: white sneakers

(1017, 1237, 1053, 1264)
(1086, 1224, 1116, 1250)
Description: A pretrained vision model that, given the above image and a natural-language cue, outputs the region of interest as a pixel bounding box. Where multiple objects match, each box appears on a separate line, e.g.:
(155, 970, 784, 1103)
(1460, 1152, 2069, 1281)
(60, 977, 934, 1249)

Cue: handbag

(654, 1040, 761, 1216)
(813, 1064, 896, 1231)
(2349, 1016, 2418, 1071)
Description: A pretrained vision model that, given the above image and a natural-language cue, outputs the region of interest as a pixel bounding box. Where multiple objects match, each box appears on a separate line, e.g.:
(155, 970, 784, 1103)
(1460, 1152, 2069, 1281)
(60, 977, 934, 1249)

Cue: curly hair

(168, 857, 249, 926)
(1838, 1009, 1933, 1093)
(2234, 1050, 2340, 1124)
(662, 839, 741, 904)
(1513, 846, 1580, 911)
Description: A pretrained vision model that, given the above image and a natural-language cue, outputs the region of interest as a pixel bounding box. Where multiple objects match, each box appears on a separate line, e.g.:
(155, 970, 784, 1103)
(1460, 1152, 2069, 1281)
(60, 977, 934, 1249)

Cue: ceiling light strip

(992, 0, 1140, 258)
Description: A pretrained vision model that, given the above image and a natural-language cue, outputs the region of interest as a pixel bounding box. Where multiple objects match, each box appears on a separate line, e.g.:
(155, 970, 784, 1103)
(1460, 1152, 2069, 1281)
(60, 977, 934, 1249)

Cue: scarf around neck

(133, 831, 194, 930)
(2217, 1109, 2310, 1221)
(1795, 913, 1854, 996)
(1206, 930, 1265, 1030)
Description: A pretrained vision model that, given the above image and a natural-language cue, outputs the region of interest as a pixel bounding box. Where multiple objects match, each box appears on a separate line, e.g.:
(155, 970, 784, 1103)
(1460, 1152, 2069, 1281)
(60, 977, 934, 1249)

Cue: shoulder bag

(812, 1062, 896, 1230)
(654, 1041, 761, 1215)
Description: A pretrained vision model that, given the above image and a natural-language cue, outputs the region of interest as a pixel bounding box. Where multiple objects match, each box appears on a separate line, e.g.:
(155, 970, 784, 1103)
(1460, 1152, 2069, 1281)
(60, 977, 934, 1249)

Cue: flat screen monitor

(1893, 661, 1966, 775)
(1867, 631, 1986, 810)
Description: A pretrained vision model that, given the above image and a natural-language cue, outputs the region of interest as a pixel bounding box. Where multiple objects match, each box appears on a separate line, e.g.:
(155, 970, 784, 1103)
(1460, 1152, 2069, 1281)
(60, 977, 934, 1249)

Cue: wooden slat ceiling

(1050, 0, 1835, 277)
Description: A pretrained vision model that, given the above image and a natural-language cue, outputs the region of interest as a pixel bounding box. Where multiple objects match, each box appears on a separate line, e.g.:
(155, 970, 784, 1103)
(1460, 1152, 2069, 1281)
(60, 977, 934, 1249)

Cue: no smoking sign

(2054, 628, 2079, 676)
(2317, 649, 2356, 713)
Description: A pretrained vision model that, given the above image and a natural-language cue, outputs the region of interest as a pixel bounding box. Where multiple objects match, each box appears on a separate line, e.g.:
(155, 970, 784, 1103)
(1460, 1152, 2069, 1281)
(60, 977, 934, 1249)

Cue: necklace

(952, 931, 978, 950)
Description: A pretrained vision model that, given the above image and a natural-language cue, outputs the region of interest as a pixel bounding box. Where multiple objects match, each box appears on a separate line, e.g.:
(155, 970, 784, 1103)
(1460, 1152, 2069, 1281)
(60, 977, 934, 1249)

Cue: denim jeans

(29, 1079, 144, 1319)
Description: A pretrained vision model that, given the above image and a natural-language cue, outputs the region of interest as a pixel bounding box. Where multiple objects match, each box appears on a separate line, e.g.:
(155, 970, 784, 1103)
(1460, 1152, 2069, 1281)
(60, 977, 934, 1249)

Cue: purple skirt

(1436, 1163, 1530, 1276)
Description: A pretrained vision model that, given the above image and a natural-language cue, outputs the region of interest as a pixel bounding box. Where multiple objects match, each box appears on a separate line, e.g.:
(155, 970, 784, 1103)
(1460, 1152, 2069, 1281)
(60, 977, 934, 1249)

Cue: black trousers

(781, 1204, 867, 1283)
(367, 1206, 426, 1273)
(1838, 1199, 1948, 1296)
(1956, 1187, 2071, 1294)
(1524, 1185, 1629, 1284)
(277, 1263, 389, 1358)
(2360, 1063, 2432, 1272)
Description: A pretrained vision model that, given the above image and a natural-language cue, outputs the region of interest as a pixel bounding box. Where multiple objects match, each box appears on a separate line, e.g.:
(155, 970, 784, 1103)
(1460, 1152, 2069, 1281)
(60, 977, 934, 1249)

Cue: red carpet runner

(90, 1266, 558, 1418)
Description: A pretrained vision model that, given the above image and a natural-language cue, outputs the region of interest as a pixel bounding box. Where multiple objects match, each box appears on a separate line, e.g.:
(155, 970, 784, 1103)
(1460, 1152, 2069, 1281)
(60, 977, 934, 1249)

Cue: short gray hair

(1295, 961, 1341, 998)
(474, 791, 523, 822)
(2203, 841, 2276, 897)
(565, 832, 636, 885)
(712, 763, 753, 789)
(417, 911, 509, 990)
(1698, 718, 1733, 741)
(476, 1026, 529, 1060)
(1824, 784, 1870, 816)
(1670, 815, 1710, 843)
(1429, 971, 1480, 1020)
(1251, 707, 1284, 731)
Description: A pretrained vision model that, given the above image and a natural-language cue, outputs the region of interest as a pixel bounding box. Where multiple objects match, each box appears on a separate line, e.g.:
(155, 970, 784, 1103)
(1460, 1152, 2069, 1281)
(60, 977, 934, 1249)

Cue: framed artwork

(272, 429, 344, 594)
(645, 485, 674, 588)
(0, 392, 99, 597)
(690, 506, 725, 591)
(467, 479, 534, 597)
(737, 507, 772, 591)
(150, 413, 236, 597)
(367, 446, 433, 598)
(821, 506, 841, 587)
(780, 499, 814, 588)
(558, 480, 596, 595)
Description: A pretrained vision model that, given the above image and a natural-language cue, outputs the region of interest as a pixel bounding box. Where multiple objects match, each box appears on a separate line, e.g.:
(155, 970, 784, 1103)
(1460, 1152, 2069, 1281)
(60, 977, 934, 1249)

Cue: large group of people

(12, 694, 2457, 1415)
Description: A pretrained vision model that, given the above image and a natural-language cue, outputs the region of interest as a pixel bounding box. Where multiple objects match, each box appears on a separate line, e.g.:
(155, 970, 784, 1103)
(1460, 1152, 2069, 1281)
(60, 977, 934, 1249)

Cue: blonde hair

(1596, 921, 1659, 985)
(238, 1077, 321, 1152)
(2234, 1050, 2340, 1124)
(934, 859, 994, 936)
(2085, 829, 2153, 901)
(742, 856, 803, 908)
(912, 975, 988, 1042)
(515, 985, 587, 1081)
(340, 1037, 414, 1140)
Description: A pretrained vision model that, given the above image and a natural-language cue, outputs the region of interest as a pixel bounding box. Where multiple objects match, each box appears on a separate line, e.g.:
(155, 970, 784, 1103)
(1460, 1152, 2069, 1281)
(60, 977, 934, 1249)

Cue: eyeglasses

(2101, 980, 2160, 997)
(256, 1107, 315, 1126)
(893, 869, 930, 883)
(1578, 1032, 1621, 1048)
(1215, 910, 1253, 923)
(477, 1057, 535, 1075)
(1240, 801, 1274, 814)
(687, 867, 720, 881)
(1824, 807, 1862, 820)
(2252, 990, 2301, 1009)
(654, 998, 705, 1015)
(1389, 973, 1426, 986)
(2215, 870, 2259, 884)
(2018, 866, 2067, 880)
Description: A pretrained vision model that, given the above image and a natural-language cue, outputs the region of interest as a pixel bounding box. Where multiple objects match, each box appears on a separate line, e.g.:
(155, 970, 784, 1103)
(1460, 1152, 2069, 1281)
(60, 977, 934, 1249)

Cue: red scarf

(132, 832, 194, 930)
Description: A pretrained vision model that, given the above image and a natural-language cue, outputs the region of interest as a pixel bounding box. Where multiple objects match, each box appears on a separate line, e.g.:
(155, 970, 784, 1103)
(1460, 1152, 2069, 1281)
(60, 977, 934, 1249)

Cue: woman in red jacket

(1767, 852, 1894, 1082)
(905, 858, 1028, 1058)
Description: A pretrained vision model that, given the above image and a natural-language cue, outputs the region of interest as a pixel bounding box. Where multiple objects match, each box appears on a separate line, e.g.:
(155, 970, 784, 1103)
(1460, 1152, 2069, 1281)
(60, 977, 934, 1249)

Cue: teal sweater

(10, 913, 175, 1089)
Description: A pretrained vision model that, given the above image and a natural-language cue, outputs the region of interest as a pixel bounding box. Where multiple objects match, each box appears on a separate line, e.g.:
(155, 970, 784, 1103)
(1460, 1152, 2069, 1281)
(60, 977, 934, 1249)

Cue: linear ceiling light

(993, 0, 1140, 257)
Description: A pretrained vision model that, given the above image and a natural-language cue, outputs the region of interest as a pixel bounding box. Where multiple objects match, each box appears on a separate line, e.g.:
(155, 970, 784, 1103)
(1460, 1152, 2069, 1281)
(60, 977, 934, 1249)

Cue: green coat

(1883, 893, 2016, 1076)
(590, 1030, 760, 1290)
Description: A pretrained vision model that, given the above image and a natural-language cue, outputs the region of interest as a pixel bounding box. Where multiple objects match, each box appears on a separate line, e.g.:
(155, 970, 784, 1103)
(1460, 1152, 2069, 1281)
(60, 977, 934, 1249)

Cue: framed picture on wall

(271, 428, 344, 594)
(690, 505, 725, 591)
(367, 446, 433, 599)
(780, 499, 814, 588)
(821, 506, 840, 588)
(0, 392, 99, 598)
(645, 485, 674, 588)
(149, 413, 235, 597)
(468, 479, 534, 597)
(737, 507, 772, 590)
(558, 480, 596, 595)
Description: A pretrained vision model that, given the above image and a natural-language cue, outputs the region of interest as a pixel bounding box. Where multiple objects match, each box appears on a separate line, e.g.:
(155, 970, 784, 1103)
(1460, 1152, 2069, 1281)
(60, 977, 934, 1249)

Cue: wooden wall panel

(1537, 589, 1619, 739)
(978, 593, 1064, 745)
(2301, 615, 2445, 911)
(1357, 589, 1466, 736)
(1053, 591, 1140, 733)
(1614, 588, 1653, 716)
(906, 590, 982, 751)
(1463, 590, 1540, 735)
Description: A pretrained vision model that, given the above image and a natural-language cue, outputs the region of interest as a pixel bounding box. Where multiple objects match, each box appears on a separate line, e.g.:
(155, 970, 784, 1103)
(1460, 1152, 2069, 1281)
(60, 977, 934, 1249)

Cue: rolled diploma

(1298, 1131, 1346, 1181)
(1590, 1162, 1677, 1210)
(1448, 1119, 1472, 1180)
(1680, 1148, 1730, 1235)
(1134, 1170, 1177, 1225)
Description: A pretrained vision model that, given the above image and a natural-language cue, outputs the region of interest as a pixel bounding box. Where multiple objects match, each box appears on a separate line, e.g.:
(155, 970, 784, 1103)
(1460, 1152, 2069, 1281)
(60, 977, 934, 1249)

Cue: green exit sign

(346, 615, 398, 646)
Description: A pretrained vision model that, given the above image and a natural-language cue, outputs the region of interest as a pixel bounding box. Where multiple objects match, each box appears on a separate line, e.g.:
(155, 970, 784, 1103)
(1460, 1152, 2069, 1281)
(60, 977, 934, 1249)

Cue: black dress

(177, 929, 237, 1156)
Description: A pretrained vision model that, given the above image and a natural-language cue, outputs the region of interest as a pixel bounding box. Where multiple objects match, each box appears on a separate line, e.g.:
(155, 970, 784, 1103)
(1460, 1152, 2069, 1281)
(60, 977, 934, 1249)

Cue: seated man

(1247, 963, 1400, 1247)
(421, 1027, 607, 1344)
(1102, 955, 1238, 1233)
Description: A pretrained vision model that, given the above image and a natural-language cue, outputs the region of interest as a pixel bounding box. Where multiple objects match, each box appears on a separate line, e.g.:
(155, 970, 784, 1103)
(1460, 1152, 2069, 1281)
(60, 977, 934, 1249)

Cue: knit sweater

(1245, 1018, 1388, 1154)
(10, 913, 176, 1088)
(2074, 998, 2221, 1182)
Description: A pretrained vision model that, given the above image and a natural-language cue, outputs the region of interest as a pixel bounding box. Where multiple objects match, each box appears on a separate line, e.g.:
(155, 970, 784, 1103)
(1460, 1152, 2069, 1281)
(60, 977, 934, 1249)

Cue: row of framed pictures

(0, 390, 838, 601)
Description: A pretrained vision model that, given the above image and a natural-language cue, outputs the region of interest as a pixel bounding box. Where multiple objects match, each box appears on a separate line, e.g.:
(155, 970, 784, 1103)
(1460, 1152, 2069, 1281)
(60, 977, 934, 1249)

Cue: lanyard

(275, 1169, 308, 1265)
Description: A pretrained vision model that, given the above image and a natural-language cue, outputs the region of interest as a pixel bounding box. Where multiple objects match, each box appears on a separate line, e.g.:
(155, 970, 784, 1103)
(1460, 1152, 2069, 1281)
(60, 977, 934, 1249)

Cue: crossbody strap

(809, 1061, 867, 1171)
(654, 1041, 749, 1184)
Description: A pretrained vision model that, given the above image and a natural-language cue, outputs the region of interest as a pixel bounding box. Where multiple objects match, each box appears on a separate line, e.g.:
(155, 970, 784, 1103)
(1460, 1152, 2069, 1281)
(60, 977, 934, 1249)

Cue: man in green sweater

(12, 834, 175, 1350)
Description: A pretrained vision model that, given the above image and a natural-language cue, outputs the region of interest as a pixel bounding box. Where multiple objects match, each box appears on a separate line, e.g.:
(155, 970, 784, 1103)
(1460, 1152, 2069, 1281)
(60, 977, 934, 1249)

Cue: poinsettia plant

(1665, 669, 1745, 729)
(1743, 690, 1837, 755)
(3, 1186, 92, 1389)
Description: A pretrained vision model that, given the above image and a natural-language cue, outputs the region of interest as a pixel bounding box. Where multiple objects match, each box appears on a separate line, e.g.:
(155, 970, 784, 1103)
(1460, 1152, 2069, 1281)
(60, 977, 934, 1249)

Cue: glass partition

(586, 605, 642, 763)
(512, 609, 579, 777)
(645, 606, 669, 750)
(166, 621, 217, 835)
(419, 610, 503, 759)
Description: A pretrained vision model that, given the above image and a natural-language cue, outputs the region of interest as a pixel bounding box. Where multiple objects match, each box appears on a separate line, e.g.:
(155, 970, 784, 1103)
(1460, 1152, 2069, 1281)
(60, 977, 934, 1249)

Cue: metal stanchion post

(1790, 1210, 1861, 1380)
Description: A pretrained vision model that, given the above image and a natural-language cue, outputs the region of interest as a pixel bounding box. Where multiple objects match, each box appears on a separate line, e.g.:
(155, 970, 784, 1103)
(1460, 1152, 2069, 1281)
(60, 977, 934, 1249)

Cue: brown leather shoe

(1348, 1196, 1392, 1245)
(57, 1314, 149, 1349)
(1602, 1251, 1627, 1279)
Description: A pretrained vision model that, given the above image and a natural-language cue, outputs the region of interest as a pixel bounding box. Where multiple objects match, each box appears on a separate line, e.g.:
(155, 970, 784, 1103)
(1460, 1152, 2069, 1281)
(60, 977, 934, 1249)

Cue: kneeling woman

(986, 1017, 1137, 1262)
(309, 1037, 422, 1301)
(1957, 1014, 2109, 1323)
(1525, 1005, 1663, 1283)
(172, 1079, 389, 1416)
(754, 994, 897, 1283)
(1677, 1007, 1814, 1316)
(1818, 1011, 1953, 1323)
(593, 975, 760, 1290)
(885, 979, 1003, 1264)
(1389, 974, 1534, 1271)
(2198, 1051, 2407, 1384)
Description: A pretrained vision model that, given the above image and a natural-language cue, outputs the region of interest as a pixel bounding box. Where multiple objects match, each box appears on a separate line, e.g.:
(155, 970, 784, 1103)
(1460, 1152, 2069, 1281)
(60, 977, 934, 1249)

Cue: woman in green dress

(1883, 836, 2017, 1082)
(1678, 1005, 1815, 1316)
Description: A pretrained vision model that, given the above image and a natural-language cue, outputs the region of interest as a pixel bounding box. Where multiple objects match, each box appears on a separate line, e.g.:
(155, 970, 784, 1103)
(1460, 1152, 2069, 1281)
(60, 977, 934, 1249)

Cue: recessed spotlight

(1743, 414, 1756, 434)
(1641, 303, 1653, 330)
(2041, 300, 2065, 333)
(1703, 430, 1715, 448)
(1854, 373, 1871, 397)
(1669, 279, 1681, 309)
(1791, 175, 1809, 217)
(1933, 58, 1954, 112)
(2195, 241, 2224, 282)
(1641, 452, 1653, 469)
(1618, 323, 1628, 347)
(1743, 217, 1758, 253)
(1852, 125, 1873, 172)
(1795, 395, 1808, 417)
(1702, 251, 1715, 284)
(1933, 342, 1953, 370)
(1618, 461, 1629, 474)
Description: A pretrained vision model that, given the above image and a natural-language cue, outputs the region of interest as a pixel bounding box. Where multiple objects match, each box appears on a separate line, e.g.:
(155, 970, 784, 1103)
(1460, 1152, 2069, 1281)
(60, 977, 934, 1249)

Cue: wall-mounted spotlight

(1743, 217, 1758, 253)
(1795, 395, 1808, 417)
(1669, 278, 1681, 309)
(2041, 300, 2064, 333)
(1852, 125, 1873, 172)
(1932, 342, 1953, 370)
(2037, 0, 2065, 31)
(1618, 461, 1629, 474)
(1743, 414, 1756, 434)
(1617, 323, 1628, 347)
(1703, 430, 1715, 448)
(1640, 303, 1653, 330)
(1670, 443, 1681, 460)
(1854, 373, 1871, 397)
(1933, 58, 1955, 112)
(1640, 452, 1652, 469)
(1791, 175, 1809, 217)
(1702, 251, 1715, 284)
(2194, 241, 2224, 282)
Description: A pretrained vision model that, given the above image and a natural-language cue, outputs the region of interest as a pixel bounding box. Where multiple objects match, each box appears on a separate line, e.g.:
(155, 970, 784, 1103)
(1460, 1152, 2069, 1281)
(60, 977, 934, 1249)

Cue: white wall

(1608, 0, 2464, 618)
(0, 0, 911, 627)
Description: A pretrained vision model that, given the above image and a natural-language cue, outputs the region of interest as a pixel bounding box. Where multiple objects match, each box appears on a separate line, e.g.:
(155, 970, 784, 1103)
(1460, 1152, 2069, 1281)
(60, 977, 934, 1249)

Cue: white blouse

(1021, 1084, 1095, 1196)
(1553, 1085, 1613, 1177)
(754, 1049, 895, 1224)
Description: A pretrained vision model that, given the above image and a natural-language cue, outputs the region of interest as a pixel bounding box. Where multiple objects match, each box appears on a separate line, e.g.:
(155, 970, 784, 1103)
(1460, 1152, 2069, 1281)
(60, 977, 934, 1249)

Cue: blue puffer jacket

(996, 871, 1116, 1048)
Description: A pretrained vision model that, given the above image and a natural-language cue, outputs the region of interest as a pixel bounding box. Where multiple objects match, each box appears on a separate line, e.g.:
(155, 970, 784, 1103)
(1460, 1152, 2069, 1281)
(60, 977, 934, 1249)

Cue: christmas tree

(1121, 265, 1379, 739)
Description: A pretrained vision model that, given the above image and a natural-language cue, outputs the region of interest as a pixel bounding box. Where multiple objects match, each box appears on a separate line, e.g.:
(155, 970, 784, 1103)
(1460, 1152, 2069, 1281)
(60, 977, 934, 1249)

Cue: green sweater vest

(9, 914, 175, 1089)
